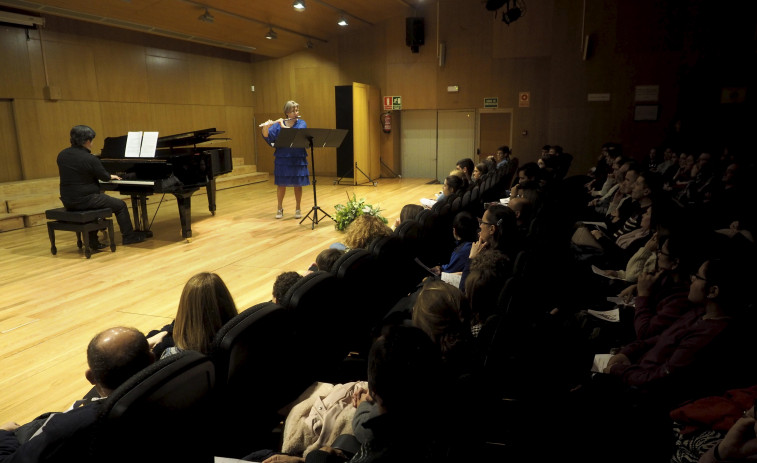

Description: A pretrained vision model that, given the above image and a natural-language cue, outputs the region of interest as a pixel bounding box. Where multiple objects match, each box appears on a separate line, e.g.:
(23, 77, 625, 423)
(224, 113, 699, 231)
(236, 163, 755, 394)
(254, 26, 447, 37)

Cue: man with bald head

(0, 326, 154, 462)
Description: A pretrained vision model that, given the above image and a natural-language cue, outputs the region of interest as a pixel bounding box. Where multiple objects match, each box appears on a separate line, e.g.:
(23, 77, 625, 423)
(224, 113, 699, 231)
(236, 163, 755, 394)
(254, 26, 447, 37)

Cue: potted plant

(333, 193, 387, 231)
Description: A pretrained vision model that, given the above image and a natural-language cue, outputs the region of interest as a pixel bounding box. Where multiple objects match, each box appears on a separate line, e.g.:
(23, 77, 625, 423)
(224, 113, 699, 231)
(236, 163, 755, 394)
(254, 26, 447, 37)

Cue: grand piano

(99, 128, 233, 240)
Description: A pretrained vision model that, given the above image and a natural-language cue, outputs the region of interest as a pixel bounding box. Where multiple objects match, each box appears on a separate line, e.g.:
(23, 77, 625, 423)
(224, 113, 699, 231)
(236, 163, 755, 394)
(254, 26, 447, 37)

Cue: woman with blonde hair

(343, 214, 392, 250)
(148, 272, 238, 358)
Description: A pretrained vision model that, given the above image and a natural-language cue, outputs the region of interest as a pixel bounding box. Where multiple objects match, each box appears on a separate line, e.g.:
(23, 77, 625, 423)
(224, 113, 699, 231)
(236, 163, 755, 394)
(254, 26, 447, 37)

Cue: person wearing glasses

(568, 255, 755, 463)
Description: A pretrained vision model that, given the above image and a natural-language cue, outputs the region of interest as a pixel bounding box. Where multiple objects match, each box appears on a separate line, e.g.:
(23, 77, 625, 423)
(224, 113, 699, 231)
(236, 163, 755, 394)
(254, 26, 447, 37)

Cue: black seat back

(91, 350, 215, 462)
(210, 301, 299, 456)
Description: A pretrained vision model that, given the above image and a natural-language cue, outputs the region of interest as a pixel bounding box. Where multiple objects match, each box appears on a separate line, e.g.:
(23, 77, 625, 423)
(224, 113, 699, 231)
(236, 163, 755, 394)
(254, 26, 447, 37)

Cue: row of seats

(84, 165, 522, 461)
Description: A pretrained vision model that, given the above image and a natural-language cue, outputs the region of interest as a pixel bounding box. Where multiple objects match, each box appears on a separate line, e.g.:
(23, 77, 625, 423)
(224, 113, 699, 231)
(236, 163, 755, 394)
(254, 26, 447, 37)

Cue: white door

(400, 109, 476, 182)
(437, 110, 476, 181)
(400, 110, 437, 179)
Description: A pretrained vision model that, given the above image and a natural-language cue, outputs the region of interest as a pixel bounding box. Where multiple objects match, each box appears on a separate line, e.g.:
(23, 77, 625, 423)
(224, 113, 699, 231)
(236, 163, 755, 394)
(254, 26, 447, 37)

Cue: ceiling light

(293, 0, 306, 10)
(337, 15, 348, 26)
(198, 8, 214, 23)
(305, 39, 314, 49)
(265, 27, 277, 40)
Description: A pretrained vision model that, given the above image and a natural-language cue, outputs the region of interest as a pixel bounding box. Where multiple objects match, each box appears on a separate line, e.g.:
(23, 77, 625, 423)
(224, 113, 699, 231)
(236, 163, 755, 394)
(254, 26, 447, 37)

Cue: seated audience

(494, 145, 512, 169)
(393, 203, 424, 229)
(307, 248, 345, 274)
(0, 327, 154, 460)
(273, 271, 303, 304)
(332, 214, 393, 251)
(148, 272, 238, 359)
(303, 325, 447, 463)
(430, 211, 478, 276)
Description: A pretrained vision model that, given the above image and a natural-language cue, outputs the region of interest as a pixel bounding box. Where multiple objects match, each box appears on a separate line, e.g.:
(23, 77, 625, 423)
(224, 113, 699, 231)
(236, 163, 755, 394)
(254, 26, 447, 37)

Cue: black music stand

(275, 128, 348, 229)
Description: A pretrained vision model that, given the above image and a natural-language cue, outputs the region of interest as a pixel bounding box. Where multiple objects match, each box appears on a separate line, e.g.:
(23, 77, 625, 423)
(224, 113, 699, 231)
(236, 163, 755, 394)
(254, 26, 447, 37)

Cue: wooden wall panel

(0, 101, 22, 183)
(146, 54, 193, 104)
(93, 41, 149, 103)
(295, 65, 337, 176)
(99, 102, 154, 140)
(188, 56, 226, 106)
(43, 39, 99, 101)
(222, 59, 255, 108)
(148, 104, 193, 136)
(223, 106, 255, 163)
(191, 105, 227, 135)
(0, 27, 36, 99)
(492, 0, 555, 59)
(13, 99, 103, 179)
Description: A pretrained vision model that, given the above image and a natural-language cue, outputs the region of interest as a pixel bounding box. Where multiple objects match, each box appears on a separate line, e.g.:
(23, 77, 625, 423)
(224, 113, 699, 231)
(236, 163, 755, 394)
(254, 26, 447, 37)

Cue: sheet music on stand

(124, 131, 159, 158)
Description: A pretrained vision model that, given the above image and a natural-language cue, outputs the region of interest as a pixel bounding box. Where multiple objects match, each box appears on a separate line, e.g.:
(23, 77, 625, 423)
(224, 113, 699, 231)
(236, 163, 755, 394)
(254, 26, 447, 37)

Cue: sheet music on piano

(125, 131, 142, 158)
(124, 131, 159, 158)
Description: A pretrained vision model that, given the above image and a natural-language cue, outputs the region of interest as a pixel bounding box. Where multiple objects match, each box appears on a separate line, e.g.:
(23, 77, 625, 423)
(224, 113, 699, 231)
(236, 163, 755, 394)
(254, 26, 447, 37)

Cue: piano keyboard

(100, 179, 155, 186)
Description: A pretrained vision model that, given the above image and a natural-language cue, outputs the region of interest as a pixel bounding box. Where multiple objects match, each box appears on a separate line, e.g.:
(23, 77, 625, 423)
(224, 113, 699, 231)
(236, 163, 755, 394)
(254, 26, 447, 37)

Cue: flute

(259, 116, 299, 127)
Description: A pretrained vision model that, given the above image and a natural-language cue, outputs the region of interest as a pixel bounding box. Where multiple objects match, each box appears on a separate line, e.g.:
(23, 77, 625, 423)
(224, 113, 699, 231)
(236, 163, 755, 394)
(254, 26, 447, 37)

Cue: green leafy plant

(333, 193, 388, 231)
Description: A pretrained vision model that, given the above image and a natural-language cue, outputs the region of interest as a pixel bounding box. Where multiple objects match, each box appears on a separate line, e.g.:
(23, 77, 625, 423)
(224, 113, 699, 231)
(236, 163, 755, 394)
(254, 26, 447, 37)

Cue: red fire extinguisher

(381, 111, 391, 133)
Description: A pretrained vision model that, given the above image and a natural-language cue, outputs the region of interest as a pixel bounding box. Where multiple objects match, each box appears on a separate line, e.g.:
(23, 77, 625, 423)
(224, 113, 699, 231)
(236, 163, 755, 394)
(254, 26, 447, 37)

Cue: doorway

(477, 109, 513, 163)
(400, 109, 476, 182)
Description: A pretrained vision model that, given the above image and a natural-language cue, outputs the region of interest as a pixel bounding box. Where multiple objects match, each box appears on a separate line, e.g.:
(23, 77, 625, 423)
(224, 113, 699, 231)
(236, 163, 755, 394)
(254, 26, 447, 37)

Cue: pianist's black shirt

(57, 146, 111, 201)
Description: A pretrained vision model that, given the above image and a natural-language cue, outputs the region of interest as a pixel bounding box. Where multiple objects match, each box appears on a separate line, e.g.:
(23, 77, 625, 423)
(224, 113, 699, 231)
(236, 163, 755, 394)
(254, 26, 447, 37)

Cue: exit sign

(383, 96, 401, 110)
(484, 97, 498, 108)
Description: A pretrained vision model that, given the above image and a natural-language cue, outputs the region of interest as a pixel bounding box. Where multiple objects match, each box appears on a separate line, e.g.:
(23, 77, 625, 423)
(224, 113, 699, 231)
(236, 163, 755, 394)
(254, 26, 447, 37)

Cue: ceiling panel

(0, 0, 426, 57)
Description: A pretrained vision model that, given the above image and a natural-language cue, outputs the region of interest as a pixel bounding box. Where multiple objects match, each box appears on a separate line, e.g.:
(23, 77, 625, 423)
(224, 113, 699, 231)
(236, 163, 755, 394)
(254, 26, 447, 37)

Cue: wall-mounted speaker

(406, 17, 424, 53)
(439, 42, 446, 67)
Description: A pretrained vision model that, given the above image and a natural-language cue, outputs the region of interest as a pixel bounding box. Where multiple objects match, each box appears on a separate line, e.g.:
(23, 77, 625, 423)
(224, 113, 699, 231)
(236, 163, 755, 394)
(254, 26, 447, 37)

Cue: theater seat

(279, 271, 352, 382)
(210, 301, 300, 457)
(89, 350, 215, 463)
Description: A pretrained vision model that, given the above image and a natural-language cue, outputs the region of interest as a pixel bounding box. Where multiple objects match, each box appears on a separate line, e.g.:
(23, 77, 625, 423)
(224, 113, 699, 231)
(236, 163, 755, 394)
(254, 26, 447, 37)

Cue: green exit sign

(484, 97, 498, 108)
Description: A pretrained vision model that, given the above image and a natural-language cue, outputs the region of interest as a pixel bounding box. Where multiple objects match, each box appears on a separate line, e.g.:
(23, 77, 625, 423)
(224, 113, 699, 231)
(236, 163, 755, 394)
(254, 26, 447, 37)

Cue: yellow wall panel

(224, 106, 255, 163)
(188, 56, 226, 106)
(146, 55, 193, 104)
(0, 101, 22, 183)
(0, 27, 36, 99)
(43, 40, 99, 101)
(13, 99, 103, 179)
(93, 41, 149, 103)
(99, 102, 154, 139)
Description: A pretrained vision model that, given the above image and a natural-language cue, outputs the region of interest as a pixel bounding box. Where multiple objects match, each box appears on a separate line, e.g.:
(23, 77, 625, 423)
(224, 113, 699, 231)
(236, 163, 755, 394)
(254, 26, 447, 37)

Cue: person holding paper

(261, 100, 309, 219)
(57, 125, 147, 245)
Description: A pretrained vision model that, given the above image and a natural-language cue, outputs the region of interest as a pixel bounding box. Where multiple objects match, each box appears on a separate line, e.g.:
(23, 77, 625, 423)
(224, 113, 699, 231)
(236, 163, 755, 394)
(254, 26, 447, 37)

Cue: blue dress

(263, 119, 311, 187)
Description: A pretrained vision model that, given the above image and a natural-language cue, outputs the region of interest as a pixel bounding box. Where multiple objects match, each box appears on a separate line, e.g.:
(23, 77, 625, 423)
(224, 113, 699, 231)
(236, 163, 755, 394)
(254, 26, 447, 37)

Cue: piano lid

(102, 128, 228, 157)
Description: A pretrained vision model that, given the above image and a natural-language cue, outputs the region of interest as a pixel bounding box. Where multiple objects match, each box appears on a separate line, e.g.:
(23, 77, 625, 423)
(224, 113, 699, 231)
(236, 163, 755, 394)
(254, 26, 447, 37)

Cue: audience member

(307, 248, 345, 274)
(430, 211, 478, 276)
(273, 271, 304, 304)
(0, 327, 154, 461)
(337, 215, 393, 250)
(303, 325, 447, 463)
(393, 204, 424, 229)
(148, 272, 238, 359)
(456, 157, 475, 184)
(494, 145, 511, 169)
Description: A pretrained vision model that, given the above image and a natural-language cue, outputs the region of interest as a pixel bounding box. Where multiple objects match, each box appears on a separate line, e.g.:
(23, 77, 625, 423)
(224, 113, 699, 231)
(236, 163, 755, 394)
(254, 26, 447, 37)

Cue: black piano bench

(45, 208, 115, 259)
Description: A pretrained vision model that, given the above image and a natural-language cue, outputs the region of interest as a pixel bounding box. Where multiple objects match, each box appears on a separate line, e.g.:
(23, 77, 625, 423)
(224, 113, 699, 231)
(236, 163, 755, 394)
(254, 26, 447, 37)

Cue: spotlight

(305, 39, 314, 49)
(265, 27, 277, 40)
(198, 8, 214, 23)
(502, 6, 521, 24)
(337, 15, 348, 26)
(293, 0, 305, 10)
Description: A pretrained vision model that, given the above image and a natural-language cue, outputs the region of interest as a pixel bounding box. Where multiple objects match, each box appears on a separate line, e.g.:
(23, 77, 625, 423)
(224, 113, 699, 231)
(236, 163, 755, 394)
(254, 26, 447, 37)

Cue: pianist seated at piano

(57, 125, 148, 246)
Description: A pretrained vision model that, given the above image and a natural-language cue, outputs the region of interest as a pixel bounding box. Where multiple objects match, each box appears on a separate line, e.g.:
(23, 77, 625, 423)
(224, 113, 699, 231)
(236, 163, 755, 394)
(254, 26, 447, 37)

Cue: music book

(124, 131, 159, 158)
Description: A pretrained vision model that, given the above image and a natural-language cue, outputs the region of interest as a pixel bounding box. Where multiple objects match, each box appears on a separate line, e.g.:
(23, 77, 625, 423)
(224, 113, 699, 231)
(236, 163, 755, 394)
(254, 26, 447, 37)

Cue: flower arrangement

(333, 193, 388, 231)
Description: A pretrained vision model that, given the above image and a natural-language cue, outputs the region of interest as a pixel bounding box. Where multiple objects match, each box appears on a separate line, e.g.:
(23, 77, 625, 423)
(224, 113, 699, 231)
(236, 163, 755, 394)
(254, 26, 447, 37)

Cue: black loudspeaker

(406, 17, 424, 53)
